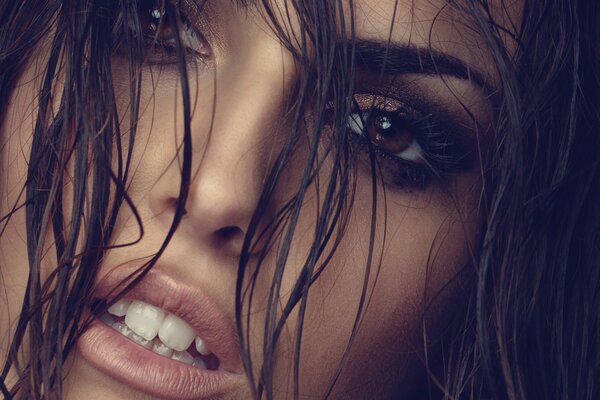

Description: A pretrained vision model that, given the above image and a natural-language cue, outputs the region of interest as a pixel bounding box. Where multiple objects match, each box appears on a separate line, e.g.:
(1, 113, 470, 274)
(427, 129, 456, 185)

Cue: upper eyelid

(177, 0, 222, 48)
(348, 94, 478, 162)
(352, 87, 481, 141)
(354, 72, 494, 127)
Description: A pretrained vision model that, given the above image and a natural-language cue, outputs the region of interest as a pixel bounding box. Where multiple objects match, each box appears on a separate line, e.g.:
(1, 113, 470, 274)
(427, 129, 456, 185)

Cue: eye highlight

(136, 0, 211, 64)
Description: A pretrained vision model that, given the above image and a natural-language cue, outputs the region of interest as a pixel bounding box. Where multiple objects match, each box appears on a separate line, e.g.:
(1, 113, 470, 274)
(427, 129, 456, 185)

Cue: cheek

(274, 172, 481, 397)
(0, 124, 31, 356)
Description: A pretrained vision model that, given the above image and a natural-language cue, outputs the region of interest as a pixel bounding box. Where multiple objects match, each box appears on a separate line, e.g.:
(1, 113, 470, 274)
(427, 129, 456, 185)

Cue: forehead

(204, 0, 520, 88)
(352, 0, 521, 84)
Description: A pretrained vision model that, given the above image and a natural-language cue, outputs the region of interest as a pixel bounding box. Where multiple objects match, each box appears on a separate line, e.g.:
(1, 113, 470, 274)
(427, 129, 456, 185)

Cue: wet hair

(0, 0, 598, 399)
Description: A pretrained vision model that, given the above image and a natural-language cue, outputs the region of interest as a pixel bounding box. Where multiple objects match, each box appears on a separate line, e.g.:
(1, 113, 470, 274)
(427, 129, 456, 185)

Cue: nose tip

(184, 152, 262, 238)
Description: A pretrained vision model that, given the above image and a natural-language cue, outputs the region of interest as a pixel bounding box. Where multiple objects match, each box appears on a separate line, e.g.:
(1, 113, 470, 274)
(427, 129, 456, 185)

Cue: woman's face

(0, 0, 517, 398)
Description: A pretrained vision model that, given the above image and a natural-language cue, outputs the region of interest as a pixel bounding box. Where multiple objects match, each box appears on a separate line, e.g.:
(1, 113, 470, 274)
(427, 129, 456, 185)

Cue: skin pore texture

(0, 0, 519, 399)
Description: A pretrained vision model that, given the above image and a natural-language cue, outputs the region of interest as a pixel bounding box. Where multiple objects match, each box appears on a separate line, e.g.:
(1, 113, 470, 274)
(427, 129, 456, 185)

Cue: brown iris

(139, 1, 174, 41)
(366, 114, 414, 154)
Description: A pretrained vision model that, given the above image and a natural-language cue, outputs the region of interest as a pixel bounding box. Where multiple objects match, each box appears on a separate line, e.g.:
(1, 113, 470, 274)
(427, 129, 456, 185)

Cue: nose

(148, 27, 296, 254)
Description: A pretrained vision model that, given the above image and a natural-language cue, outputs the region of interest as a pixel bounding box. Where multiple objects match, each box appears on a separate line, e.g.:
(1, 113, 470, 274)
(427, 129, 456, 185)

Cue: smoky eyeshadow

(354, 79, 481, 157)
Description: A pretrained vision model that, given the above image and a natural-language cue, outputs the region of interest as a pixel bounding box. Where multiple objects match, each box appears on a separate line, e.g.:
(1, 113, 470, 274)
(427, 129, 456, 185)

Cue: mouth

(100, 298, 221, 370)
(77, 263, 244, 399)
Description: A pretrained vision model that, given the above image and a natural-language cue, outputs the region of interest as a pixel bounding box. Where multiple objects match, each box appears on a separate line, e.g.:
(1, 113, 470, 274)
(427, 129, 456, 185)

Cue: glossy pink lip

(77, 262, 244, 399)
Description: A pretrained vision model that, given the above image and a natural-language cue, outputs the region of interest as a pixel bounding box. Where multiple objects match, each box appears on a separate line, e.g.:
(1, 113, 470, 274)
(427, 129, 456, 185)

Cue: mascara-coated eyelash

(135, 0, 210, 65)
(346, 98, 475, 189)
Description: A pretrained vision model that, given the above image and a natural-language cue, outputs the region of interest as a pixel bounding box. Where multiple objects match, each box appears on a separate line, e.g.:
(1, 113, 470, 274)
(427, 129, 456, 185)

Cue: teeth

(108, 299, 131, 317)
(124, 301, 165, 340)
(195, 336, 211, 355)
(152, 340, 174, 358)
(105, 299, 215, 369)
(112, 321, 133, 337)
(158, 313, 196, 351)
(129, 331, 153, 349)
(171, 350, 194, 365)
(193, 357, 207, 369)
(100, 312, 115, 326)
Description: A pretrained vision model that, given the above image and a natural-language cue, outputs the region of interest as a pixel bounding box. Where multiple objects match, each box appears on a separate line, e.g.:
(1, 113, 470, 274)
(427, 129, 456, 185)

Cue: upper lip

(92, 261, 243, 373)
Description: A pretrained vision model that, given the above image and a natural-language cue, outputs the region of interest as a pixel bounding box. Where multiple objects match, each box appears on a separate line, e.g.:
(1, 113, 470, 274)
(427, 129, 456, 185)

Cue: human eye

(346, 95, 476, 189)
(129, 0, 211, 65)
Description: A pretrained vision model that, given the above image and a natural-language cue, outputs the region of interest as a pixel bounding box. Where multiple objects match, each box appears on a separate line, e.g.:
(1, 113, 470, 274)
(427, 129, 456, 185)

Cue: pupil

(375, 115, 393, 133)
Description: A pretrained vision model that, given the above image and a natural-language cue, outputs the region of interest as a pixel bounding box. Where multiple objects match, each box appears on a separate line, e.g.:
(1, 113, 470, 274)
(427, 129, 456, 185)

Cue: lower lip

(77, 319, 243, 399)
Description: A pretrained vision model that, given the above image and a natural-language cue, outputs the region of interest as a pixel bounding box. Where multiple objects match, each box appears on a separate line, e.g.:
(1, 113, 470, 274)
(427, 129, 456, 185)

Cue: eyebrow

(352, 40, 495, 95)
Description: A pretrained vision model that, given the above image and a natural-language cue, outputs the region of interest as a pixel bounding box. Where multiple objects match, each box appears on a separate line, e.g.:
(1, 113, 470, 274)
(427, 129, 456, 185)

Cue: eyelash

(125, 0, 211, 65)
(345, 99, 475, 189)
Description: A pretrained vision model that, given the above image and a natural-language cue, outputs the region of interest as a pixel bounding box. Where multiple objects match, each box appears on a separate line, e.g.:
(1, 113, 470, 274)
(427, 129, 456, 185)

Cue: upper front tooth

(108, 299, 131, 317)
(124, 301, 165, 340)
(158, 313, 196, 351)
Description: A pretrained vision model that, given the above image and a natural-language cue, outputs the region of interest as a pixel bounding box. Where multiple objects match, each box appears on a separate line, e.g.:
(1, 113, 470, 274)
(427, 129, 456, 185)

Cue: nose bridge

(184, 31, 296, 239)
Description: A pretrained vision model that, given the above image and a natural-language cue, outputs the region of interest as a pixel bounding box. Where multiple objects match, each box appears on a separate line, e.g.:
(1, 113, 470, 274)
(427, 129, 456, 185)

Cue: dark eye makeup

(342, 93, 478, 190)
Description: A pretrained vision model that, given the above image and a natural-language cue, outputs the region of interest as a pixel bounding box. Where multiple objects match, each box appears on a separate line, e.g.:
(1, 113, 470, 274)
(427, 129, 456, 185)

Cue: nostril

(215, 226, 243, 240)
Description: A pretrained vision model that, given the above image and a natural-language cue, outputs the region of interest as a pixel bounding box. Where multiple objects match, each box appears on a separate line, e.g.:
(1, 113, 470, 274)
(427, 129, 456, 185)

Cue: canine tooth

(171, 350, 194, 365)
(192, 357, 207, 369)
(158, 313, 196, 351)
(129, 331, 153, 349)
(194, 336, 211, 355)
(107, 299, 131, 317)
(124, 301, 165, 340)
(152, 340, 173, 357)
